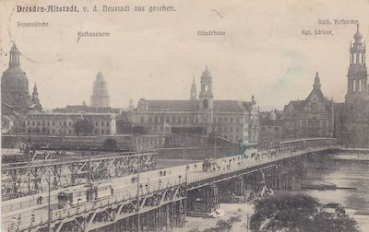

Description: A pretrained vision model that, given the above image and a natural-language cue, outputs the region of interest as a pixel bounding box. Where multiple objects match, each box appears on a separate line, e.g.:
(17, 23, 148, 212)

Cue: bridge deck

(2, 145, 338, 232)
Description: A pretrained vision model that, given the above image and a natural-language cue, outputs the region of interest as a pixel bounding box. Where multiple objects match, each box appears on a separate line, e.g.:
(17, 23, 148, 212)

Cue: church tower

(190, 76, 197, 100)
(90, 71, 110, 108)
(346, 24, 368, 111)
(32, 83, 42, 111)
(199, 66, 214, 110)
(346, 24, 367, 100)
(344, 24, 369, 147)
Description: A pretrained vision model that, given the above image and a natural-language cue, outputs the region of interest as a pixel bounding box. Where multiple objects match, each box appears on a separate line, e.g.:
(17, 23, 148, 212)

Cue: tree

(250, 194, 359, 232)
(73, 119, 94, 136)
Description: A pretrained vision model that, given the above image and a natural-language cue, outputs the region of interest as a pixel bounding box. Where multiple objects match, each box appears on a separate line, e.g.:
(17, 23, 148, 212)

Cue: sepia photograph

(1, 0, 369, 231)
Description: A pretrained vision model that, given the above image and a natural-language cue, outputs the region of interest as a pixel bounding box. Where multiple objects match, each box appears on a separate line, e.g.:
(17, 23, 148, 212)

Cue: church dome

(1, 44, 30, 104)
(1, 67, 29, 94)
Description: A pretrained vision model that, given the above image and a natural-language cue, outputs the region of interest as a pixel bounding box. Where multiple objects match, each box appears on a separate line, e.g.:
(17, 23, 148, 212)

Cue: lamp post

(47, 169, 51, 232)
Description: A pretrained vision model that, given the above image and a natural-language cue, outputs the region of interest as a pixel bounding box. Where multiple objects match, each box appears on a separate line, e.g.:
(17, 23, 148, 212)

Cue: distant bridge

(2, 138, 338, 232)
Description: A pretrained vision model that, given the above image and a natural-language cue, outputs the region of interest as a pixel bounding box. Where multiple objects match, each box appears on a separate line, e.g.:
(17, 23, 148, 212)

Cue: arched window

(203, 99, 208, 109)
(165, 116, 170, 123)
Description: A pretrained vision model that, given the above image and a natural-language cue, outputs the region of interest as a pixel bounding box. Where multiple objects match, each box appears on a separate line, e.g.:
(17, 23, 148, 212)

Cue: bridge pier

(187, 184, 219, 216)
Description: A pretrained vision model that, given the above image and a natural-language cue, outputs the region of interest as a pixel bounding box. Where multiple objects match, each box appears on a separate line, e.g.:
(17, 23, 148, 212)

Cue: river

(298, 153, 369, 231)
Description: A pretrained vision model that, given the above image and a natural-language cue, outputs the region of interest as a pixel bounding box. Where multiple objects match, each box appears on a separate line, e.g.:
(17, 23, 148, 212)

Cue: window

(166, 116, 170, 123)
(154, 116, 158, 123)
(140, 117, 144, 123)
(101, 122, 104, 126)
(69, 122, 72, 126)
(107, 122, 109, 127)
(178, 117, 182, 124)
(203, 99, 208, 109)
(353, 80, 356, 92)
(275, 127, 279, 131)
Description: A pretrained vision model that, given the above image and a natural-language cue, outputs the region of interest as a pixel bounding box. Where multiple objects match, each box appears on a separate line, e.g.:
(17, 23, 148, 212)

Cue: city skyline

(1, 0, 369, 111)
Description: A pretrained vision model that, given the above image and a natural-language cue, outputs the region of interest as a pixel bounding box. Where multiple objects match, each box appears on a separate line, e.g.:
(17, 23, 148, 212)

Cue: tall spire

(190, 75, 197, 100)
(314, 72, 321, 89)
(9, 44, 20, 68)
(354, 23, 363, 42)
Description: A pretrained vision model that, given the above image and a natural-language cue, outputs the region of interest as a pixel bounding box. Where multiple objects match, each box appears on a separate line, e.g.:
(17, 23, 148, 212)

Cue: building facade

(282, 73, 334, 139)
(90, 72, 110, 108)
(131, 67, 259, 145)
(259, 109, 283, 149)
(25, 112, 117, 136)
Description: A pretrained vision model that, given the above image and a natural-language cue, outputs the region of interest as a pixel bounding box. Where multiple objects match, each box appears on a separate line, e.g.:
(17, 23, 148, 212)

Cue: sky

(1, 0, 369, 111)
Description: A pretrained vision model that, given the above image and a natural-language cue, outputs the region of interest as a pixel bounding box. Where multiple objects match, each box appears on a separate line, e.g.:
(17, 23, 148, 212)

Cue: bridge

(2, 138, 338, 232)
(1, 151, 157, 200)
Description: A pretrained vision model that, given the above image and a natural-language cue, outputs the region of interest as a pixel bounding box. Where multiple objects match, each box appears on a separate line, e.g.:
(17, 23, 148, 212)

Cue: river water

(298, 153, 369, 231)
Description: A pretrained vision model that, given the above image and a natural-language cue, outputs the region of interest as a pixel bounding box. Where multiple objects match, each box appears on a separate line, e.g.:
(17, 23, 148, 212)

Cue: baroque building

(1, 44, 42, 115)
(131, 67, 260, 145)
(282, 73, 334, 139)
(336, 24, 369, 147)
(90, 71, 110, 108)
(1, 44, 42, 134)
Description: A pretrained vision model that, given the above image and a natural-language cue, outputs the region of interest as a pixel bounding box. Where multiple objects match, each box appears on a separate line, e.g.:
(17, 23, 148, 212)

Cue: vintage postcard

(1, 0, 369, 231)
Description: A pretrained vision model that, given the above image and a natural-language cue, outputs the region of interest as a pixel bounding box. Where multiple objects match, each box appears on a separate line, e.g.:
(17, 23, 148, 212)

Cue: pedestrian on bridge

(31, 211, 35, 225)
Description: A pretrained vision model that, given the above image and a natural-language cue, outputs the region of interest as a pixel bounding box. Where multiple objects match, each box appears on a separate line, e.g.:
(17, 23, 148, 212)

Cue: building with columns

(282, 73, 334, 139)
(131, 67, 260, 145)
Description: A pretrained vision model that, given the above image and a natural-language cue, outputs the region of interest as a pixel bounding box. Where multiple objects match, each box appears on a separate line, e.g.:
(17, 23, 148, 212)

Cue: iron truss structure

(18, 184, 187, 232)
(1, 151, 157, 200)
